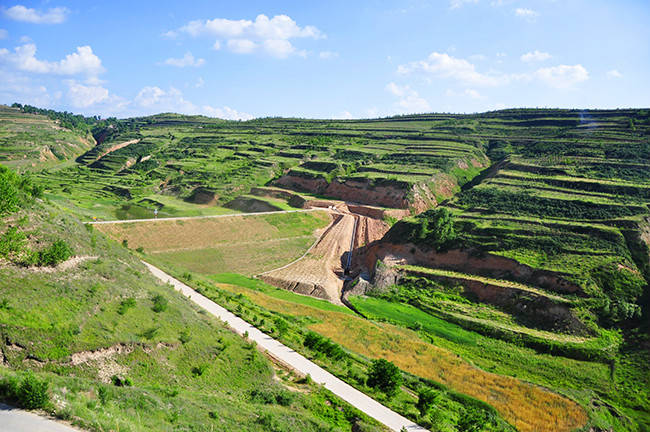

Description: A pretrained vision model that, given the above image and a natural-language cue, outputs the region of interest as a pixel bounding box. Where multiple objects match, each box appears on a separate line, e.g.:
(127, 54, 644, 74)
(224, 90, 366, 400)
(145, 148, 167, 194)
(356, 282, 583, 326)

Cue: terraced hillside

(0, 105, 95, 171)
(2, 105, 650, 431)
(352, 108, 650, 431)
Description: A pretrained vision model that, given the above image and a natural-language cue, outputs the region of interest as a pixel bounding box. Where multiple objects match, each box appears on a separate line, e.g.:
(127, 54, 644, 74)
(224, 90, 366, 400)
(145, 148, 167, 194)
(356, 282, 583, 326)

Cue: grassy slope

(0, 199, 384, 432)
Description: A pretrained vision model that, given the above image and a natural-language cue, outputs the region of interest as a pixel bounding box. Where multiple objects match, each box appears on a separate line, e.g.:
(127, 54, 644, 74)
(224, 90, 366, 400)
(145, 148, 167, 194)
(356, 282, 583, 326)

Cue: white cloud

(386, 82, 431, 113)
(194, 77, 205, 88)
(166, 14, 322, 59)
(4, 5, 69, 24)
(0, 69, 54, 107)
(213, 40, 221, 50)
(0, 29, 7, 39)
(334, 110, 353, 119)
(66, 80, 109, 107)
(606, 69, 622, 79)
(515, 8, 539, 20)
(163, 52, 205, 67)
(468, 54, 486, 61)
(133, 86, 253, 120)
(521, 50, 551, 62)
(450, 0, 479, 9)
(397, 52, 504, 86)
(534, 64, 588, 88)
(263, 39, 304, 59)
(464, 88, 482, 99)
(227, 39, 257, 54)
(319, 51, 339, 59)
(0, 44, 104, 77)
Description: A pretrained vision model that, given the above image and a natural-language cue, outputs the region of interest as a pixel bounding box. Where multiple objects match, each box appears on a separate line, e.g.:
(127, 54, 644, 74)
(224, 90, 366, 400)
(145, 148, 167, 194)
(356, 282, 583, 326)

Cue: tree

(366, 358, 402, 398)
(416, 388, 439, 416)
(412, 208, 457, 250)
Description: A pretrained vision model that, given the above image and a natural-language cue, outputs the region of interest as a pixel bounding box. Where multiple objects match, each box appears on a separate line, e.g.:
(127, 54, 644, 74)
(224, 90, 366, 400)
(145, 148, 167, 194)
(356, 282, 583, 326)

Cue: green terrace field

(0, 106, 498, 220)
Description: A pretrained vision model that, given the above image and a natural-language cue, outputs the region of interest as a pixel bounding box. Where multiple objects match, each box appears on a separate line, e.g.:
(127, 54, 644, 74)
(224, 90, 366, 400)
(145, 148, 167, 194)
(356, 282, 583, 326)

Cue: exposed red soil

(357, 242, 584, 295)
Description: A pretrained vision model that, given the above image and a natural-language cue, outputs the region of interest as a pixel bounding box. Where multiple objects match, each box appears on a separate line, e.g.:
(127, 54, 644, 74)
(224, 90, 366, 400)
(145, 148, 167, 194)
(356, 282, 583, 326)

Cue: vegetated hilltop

(0, 105, 96, 171)
(0, 166, 384, 431)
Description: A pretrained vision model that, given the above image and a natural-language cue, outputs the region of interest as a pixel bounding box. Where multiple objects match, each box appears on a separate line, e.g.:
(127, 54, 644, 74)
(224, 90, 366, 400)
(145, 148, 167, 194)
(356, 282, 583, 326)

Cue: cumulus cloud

(397, 51, 588, 89)
(263, 39, 306, 58)
(4, 5, 69, 24)
(515, 8, 539, 20)
(534, 64, 588, 88)
(397, 52, 504, 87)
(227, 39, 257, 54)
(163, 52, 205, 67)
(165, 14, 322, 58)
(66, 80, 109, 107)
(386, 82, 431, 113)
(319, 50, 339, 59)
(450, 0, 479, 9)
(0, 44, 104, 77)
(606, 69, 622, 79)
(521, 50, 551, 62)
(0, 69, 54, 107)
(133, 86, 253, 120)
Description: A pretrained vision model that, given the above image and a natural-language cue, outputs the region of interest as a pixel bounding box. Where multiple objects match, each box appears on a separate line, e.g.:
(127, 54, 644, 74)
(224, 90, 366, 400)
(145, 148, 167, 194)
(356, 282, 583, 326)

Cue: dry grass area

(217, 282, 588, 432)
(96, 211, 331, 275)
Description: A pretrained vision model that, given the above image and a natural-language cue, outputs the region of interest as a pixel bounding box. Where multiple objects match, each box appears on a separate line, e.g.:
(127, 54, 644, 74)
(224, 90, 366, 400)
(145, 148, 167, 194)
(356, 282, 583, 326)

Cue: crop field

(95, 210, 331, 276)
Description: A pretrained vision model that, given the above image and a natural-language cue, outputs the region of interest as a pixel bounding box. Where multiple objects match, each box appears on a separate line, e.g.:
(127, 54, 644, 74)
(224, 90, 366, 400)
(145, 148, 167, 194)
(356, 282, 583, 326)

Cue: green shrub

(249, 387, 295, 406)
(151, 294, 168, 312)
(17, 373, 50, 409)
(366, 358, 402, 398)
(117, 298, 136, 315)
(0, 165, 20, 215)
(37, 239, 72, 266)
(303, 331, 346, 360)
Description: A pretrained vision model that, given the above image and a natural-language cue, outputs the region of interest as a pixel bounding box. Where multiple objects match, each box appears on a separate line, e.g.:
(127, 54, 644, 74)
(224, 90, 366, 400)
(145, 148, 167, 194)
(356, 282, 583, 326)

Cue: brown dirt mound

(260, 213, 355, 304)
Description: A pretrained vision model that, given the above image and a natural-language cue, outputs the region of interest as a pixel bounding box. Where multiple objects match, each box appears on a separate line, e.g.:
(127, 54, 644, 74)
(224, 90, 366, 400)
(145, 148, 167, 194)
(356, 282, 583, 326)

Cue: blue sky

(0, 0, 648, 119)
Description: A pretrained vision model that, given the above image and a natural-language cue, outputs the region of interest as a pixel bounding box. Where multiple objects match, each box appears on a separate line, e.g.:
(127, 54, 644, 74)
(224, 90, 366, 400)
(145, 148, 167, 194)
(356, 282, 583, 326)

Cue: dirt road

(144, 262, 427, 432)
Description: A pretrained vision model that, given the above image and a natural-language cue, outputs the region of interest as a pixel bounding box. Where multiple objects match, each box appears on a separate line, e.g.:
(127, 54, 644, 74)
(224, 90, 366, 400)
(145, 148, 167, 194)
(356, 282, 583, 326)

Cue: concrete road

(144, 261, 428, 432)
(0, 404, 80, 432)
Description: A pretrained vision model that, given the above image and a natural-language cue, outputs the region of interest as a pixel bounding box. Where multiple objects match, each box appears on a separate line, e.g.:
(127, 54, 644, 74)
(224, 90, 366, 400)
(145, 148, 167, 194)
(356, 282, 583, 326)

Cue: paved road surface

(144, 262, 428, 432)
(87, 208, 322, 225)
(0, 404, 80, 432)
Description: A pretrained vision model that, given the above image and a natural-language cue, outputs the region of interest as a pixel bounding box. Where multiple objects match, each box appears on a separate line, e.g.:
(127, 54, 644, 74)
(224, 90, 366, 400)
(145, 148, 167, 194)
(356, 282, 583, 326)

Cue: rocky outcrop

(275, 174, 435, 212)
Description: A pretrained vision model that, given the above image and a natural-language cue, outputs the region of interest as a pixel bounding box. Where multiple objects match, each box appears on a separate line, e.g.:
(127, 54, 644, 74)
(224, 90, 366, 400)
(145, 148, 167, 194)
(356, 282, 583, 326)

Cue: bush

(151, 294, 168, 312)
(0, 165, 20, 215)
(366, 358, 402, 398)
(38, 239, 72, 266)
(17, 373, 50, 409)
(249, 387, 295, 406)
(303, 331, 346, 360)
(111, 375, 132, 387)
(117, 298, 136, 315)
